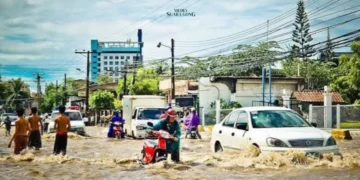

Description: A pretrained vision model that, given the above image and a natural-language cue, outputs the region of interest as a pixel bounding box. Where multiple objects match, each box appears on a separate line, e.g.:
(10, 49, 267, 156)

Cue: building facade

(90, 29, 144, 82)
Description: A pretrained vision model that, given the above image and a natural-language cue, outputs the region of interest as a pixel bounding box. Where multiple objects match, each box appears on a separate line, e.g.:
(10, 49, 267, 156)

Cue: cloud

(0, 0, 358, 91)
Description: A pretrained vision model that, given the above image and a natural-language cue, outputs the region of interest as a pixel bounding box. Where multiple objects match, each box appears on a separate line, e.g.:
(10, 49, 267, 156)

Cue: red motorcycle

(113, 122, 123, 139)
(138, 122, 173, 165)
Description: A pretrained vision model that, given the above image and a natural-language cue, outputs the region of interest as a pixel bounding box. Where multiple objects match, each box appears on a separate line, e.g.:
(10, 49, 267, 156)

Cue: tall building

(90, 29, 144, 83)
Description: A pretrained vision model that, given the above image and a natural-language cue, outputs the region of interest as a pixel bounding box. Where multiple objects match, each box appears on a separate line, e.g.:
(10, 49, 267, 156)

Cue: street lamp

(157, 39, 175, 106)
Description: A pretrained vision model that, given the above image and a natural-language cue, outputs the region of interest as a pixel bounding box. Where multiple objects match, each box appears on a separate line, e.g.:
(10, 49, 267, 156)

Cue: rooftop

(293, 90, 345, 103)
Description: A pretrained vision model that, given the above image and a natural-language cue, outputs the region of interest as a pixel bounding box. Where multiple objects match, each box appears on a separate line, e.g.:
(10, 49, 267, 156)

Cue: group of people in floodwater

(2, 106, 71, 155)
(2, 105, 202, 163)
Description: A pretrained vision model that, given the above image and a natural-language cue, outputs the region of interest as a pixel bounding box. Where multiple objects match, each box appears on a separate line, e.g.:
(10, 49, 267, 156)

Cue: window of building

(115, 56, 119, 59)
(126, 56, 130, 59)
(104, 67, 108, 71)
(110, 67, 113, 71)
(110, 56, 113, 59)
(115, 67, 119, 71)
(104, 56, 108, 59)
(92, 56, 97, 58)
(104, 61, 108, 65)
(115, 61, 119, 65)
(121, 56, 124, 59)
(110, 61, 113, 65)
(98, 63, 101, 66)
(133, 56, 138, 61)
(121, 61, 124, 65)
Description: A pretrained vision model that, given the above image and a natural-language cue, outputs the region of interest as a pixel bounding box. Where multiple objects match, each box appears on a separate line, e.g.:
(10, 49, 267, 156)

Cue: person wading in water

(28, 107, 43, 150)
(53, 106, 71, 156)
(8, 108, 30, 154)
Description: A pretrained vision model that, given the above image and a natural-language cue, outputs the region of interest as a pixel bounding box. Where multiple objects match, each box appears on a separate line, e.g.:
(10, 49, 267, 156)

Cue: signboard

(78, 91, 86, 97)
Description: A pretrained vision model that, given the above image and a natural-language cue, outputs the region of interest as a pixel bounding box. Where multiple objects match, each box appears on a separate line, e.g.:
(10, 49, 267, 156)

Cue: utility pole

(171, 38, 175, 105)
(63, 73, 67, 106)
(123, 58, 128, 96)
(55, 80, 58, 106)
(132, 54, 139, 85)
(35, 73, 42, 109)
(75, 50, 92, 116)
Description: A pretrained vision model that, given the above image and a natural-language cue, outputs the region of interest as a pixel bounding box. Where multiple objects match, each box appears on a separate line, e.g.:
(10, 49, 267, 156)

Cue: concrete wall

(199, 77, 301, 109)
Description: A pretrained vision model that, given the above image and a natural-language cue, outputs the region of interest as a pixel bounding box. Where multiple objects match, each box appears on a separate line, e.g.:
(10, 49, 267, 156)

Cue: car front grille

(289, 139, 324, 147)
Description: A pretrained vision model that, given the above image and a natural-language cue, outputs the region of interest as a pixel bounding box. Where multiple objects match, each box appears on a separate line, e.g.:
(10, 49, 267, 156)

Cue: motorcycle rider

(184, 107, 202, 139)
(107, 111, 125, 138)
(150, 109, 181, 163)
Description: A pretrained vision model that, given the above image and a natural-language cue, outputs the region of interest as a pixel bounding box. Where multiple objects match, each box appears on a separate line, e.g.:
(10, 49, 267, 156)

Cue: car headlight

(326, 136, 337, 146)
(266, 138, 288, 147)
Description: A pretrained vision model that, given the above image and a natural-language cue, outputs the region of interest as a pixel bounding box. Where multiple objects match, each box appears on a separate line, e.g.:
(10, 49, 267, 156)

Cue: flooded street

(0, 126, 360, 180)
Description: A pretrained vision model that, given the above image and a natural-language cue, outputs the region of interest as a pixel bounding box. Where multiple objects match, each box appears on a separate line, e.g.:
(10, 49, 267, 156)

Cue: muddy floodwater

(0, 126, 360, 180)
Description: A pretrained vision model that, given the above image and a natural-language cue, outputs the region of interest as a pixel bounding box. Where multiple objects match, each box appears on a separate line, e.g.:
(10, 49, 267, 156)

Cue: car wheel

(214, 141, 223, 153)
(248, 144, 261, 157)
(132, 131, 137, 139)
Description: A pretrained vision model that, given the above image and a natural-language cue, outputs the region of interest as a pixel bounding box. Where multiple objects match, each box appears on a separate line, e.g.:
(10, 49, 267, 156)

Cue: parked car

(47, 110, 86, 135)
(210, 107, 338, 155)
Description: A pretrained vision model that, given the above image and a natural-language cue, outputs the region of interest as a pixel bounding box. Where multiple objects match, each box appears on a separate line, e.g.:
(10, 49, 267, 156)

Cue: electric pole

(132, 54, 139, 85)
(55, 80, 58, 106)
(171, 38, 175, 105)
(123, 58, 128, 96)
(63, 73, 67, 106)
(34, 73, 42, 109)
(75, 50, 93, 115)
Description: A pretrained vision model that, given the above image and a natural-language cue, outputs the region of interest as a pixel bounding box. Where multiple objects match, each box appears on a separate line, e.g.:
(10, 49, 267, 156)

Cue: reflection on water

(0, 127, 360, 179)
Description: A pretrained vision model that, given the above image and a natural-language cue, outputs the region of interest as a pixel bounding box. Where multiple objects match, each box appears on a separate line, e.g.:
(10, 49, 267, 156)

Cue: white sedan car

(211, 107, 338, 154)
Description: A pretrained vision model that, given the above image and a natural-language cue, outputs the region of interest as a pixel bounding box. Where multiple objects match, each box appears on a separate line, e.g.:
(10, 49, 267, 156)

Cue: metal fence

(309, 104, 360, 129)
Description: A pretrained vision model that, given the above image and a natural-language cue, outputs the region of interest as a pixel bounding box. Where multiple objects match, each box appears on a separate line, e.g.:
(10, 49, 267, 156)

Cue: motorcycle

(189, 126, 197, 139)
(138, 122, 173, 165)
(113, 122, 123, 139)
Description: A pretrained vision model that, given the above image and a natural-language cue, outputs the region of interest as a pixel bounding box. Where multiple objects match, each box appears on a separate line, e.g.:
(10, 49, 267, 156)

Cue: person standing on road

(53, 106, 71, 156)
(184, 108, 202, 139)
(28, 107, 43, 150)
(8, 108, 30, 154)
(150, 109, 181, 163)
(1, 115, 11, 136)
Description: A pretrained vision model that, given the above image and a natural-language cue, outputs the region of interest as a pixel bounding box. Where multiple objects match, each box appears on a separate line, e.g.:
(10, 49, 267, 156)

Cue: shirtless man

(8, 108, 30, 154)
(53, 106, 71, 155)
(28, 107, 43, 150)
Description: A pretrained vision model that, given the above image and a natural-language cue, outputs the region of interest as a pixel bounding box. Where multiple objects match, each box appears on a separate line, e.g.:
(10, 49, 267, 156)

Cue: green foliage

(177, 42, 282, 78)
(292, 0, 315, 59)
(97, 74, 114, 85)
(116, 67, 160, 96)
(282, 59, 337, 89)
(331, 41, 360, 103)
(6, 78, 30, 108)
(40, 83, 60, 113)
(210, 99, 242, 109)
(89, 90, 115, 110)
(0, 82, 10, 101)
(113, 98, 122, 109)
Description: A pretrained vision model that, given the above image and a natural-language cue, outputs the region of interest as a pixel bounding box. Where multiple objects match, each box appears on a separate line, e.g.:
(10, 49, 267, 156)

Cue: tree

(282, 59, 336, 89)
(115, 67, 161, 97)
(292, 0, 315, 60)
(153, 61, 170, 75)
(97, 74, 114, 85)
(0, 82, 10, 101)
(40, 83, 60, 113)
(89, 90, 115, 110)
(331, 40, 360, 103)
(6, 78, 29, 108)
(113, 99, 122, 109)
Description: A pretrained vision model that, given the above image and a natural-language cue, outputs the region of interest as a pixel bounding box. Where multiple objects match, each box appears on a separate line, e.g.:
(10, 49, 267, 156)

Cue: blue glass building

(90, 29, 143, 82)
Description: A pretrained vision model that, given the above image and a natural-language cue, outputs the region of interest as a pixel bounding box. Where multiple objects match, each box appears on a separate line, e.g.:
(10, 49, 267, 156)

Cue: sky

(0, 0, 359, 92)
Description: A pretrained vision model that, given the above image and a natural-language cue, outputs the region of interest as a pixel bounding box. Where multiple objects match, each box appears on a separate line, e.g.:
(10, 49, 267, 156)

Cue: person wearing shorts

(8, 108, 30, 154)
(28, 107, 43, 150)
(53, 106, 71, 156)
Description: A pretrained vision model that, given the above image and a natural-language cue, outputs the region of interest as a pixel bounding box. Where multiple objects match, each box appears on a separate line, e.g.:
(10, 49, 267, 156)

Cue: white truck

(122, 95, 167, 139)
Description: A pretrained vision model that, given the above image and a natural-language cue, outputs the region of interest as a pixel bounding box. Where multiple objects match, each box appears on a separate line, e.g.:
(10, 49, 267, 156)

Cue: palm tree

(6, 78, 26, 108)
(154, 61, 170, 75)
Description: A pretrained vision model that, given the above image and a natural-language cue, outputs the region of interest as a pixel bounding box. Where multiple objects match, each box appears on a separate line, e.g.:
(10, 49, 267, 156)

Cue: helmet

(167, 109, 177, 118)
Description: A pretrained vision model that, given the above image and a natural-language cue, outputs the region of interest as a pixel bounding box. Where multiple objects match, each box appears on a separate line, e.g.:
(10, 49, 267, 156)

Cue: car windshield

(51, 112, 82, 121)
(137, 108, 166, 120)
(250, 110, 310, 128)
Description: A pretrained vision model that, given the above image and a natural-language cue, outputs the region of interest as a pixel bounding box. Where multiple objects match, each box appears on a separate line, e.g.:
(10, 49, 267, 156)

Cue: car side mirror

(311, 122, 317, 127)
(147, 122, 154, 127)
(236, 123, 248, 131)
